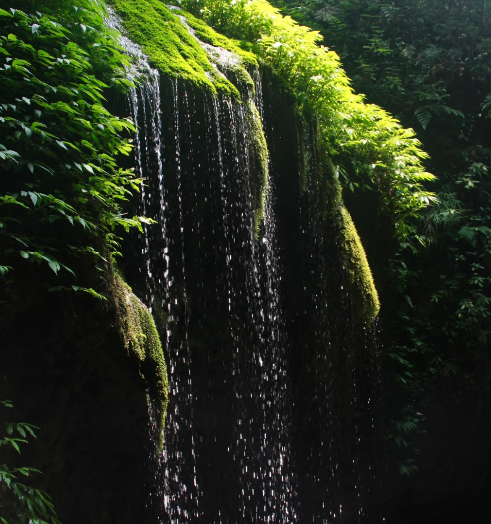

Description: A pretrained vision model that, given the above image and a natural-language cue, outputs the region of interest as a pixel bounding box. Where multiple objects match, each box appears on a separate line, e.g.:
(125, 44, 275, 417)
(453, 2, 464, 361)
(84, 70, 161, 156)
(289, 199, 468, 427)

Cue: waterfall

(108, 10, 384, 522)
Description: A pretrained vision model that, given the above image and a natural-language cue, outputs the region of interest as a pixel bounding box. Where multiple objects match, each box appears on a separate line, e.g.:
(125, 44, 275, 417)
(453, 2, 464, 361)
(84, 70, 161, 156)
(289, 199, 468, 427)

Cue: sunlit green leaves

(0, 3, 141, 287)
(178, 0, 436, 239)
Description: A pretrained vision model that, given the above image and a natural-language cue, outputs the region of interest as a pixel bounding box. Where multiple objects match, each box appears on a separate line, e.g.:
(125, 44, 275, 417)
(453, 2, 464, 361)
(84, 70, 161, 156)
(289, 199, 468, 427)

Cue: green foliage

(176, 0, 436, 242)
(0, 401, 60, 524)
(269, 0, 491, 462)
(179, 0, 275, 41)
(112, 275, 169, 451)
(285, 0, 491, 128)
(400, 161, 491, 380)
(0, 2, 143, 288)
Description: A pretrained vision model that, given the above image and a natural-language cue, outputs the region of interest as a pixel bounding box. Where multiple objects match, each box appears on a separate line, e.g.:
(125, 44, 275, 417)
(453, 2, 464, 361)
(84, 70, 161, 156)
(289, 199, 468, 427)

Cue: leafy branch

(0, 401, 60, 524)
(0, 3, 145, 289)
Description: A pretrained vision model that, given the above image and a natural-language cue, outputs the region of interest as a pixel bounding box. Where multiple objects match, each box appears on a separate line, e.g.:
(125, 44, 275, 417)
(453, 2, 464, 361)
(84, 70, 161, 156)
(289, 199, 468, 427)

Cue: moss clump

(244, 99, 269, 236)
(336, 205, 380, 322)
(113, 274, 169, 451)
(316, 136, 380, 322)
(108, 0, 253, 96)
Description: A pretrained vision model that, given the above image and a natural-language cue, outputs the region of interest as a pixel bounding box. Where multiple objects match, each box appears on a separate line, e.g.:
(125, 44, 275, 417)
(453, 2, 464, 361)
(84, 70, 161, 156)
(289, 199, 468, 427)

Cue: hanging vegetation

(176, 0, 437, 241)
(0, 2, 145, 290)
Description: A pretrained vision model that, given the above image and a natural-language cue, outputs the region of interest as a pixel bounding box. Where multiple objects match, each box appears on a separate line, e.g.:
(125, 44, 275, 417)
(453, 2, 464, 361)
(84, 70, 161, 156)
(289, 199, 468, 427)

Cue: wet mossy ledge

(112, 273, 169, 451)
(108, 0, 257, 97)
(245, 99, 269, 236)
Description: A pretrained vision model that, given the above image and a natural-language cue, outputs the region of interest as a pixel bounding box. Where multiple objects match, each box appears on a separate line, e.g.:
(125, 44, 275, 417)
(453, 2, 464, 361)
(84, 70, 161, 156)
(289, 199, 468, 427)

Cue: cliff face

(117, 51, 383, 524)
(3, 3, 491, 524)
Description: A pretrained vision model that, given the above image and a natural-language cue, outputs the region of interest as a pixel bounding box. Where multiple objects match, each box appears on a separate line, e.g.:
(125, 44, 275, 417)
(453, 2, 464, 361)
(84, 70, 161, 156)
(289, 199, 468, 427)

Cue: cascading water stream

(158, 79, 201, 523)
(233, 111, 297, 522)
(106, 9, 385, 522)
(106, 11, 202, 522)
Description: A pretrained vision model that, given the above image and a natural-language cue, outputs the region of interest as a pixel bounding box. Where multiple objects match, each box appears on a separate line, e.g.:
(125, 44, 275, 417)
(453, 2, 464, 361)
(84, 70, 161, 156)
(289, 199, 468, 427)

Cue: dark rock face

(0, 284, 154, 524)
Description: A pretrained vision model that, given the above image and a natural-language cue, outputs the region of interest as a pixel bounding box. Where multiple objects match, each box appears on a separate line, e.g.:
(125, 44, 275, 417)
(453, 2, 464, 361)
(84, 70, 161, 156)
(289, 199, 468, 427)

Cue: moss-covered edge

(337, 204, 380, 322)
(180, 10, 257, 68)
(112, 273, 169, 451)
(108, 0, 255, 97)
(317, 134, 380, 323)
(244, 99, 269, 237)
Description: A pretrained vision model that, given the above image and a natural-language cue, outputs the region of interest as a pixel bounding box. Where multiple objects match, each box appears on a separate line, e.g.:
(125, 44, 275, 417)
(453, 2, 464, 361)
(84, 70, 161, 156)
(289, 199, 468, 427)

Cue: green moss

(336, 205, 380, 323)
(113, 274, 169, 451)
(232, 66, 256, 94)
(244, 99, 269, 236)
(108, 0, 254, 97)
(315, 134, 380, 322)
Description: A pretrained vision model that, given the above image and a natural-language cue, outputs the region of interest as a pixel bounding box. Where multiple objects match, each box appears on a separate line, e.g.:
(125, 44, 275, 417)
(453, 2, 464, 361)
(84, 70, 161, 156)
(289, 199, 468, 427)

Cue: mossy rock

(178, 9, 257, 69)
(108, 0, 255, 97)
(335, 204, 380, 323)
(112, 273, 169, 451)
(316, 132, 380, 323)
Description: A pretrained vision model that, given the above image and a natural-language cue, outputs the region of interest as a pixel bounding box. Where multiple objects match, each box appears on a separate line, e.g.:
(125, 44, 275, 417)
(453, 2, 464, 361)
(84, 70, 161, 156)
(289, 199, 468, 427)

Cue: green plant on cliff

(0, 2, 147, 292)
(177, 0, 436, 243)
(0, 401, 60, 524)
